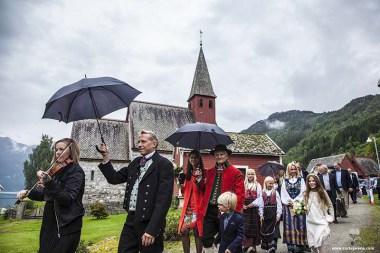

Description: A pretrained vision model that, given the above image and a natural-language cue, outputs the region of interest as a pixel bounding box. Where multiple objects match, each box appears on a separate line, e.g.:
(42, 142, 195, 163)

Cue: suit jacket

(332, 169, 353, 191)
(199, 164, 245, 217)
(215, 212, 244, 253)
(318, 173, 338, 203)
(350, 173, 359, 188)
(98, 152, 174, 237)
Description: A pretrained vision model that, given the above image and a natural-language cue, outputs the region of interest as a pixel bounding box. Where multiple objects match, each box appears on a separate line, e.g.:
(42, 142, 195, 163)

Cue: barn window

(91, 170, 95, 181)
(199, 98, 203, 107)
(209, 100, 213, 108)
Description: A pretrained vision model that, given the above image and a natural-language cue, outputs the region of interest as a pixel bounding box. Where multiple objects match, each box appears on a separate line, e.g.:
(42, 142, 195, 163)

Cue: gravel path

(166, 198, 374, 253)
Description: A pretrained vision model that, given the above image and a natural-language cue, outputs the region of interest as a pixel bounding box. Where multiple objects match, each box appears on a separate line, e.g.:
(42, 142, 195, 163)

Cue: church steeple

(188, 42, 216, 101)
(188, 34, 217, 124)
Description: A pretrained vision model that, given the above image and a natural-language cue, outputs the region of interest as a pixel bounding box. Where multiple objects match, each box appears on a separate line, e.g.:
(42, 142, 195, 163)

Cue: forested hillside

(242, 95, 380, 166)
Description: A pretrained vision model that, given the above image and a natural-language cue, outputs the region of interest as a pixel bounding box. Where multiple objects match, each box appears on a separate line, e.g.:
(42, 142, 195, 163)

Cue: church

(71, 42, 285, 210)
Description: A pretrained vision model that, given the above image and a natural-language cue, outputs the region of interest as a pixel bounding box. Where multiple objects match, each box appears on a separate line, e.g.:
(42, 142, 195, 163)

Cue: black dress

(28, 163, 85, 253)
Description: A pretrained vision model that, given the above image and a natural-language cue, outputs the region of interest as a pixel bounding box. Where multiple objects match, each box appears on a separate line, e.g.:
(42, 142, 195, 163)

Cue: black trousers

(118, 212, 164, 253)
(39, 231, 81, 253)
(202, 204, 219, 248)
(350, 190, 357, 203)
(326, 190, 337, 221)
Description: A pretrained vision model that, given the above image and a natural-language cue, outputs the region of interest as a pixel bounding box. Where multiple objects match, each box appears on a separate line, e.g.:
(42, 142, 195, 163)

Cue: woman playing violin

(17, 138, 85, 253)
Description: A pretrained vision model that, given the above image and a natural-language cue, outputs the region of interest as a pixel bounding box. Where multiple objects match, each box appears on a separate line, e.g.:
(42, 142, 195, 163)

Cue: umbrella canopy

(43, 76, 141, 123)
(42, 76, 141, 143)
(165, 122, 233, 150)
(258, 161, 285, 177)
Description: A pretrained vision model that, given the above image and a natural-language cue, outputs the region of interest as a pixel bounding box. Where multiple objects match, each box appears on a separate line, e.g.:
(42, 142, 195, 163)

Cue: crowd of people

(15, 129, 374, 253)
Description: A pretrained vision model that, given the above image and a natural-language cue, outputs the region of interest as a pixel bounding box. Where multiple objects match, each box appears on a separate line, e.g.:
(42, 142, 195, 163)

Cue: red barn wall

(176, 152, 280, 185)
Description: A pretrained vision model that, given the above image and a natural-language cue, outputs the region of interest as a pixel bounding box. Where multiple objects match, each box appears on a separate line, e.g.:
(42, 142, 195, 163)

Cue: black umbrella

(43, 76, 141, 144)
(258, 161, 285, 177)
(165, 122, 233, 150)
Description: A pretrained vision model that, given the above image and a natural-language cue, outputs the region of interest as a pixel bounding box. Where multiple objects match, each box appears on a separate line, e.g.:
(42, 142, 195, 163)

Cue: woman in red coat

(178, 150, 205, 253)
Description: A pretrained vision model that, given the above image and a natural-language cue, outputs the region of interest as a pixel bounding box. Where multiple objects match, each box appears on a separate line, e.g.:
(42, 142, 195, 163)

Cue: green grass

(0, 214, 127, 253)
(358, 194, 380, 250)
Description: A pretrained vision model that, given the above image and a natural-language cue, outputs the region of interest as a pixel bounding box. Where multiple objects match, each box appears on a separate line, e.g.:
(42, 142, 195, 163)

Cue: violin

(15, 143, 73, 204)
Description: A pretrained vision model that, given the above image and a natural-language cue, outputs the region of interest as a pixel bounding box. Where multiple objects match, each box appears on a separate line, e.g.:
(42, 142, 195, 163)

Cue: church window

(199, 98, 203, 107)
(91, 170, 95, 181)
(209, 100, 213, 108)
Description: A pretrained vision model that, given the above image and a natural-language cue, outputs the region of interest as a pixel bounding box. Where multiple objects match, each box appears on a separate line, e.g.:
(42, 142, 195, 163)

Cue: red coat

(199, 164, 245, 217)
(178, 178, 204, 236)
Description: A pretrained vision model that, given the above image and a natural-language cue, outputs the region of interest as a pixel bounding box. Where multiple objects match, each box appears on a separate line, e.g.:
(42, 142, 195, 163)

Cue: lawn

(0, 214, 126, 253)
(0, 209, 183, 253)
(358, 194, 380, 250)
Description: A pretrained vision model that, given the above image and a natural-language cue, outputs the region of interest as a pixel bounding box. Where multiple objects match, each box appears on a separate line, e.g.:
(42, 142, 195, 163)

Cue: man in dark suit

(348, 168, 359, 204)
(332, 163, 353, 216)
(318, 164, 339, 223)
(97, 130, 174, 253)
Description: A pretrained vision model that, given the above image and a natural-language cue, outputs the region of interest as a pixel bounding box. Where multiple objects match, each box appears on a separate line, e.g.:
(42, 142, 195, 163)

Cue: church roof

(188, 46, 216, 101)
(129, 101, 194, 152)
(71, 119, 129, 161)
(306, 154, 346, 172)
(355, 157, 380, 176)
(227, 132, 285, 156)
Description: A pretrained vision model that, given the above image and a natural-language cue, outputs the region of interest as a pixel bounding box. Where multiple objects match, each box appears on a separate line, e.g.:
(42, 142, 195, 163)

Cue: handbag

(326, 214, 334, 223)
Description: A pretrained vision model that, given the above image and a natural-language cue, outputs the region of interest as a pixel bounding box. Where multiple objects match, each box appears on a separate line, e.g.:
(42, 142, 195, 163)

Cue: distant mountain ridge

(242, 94, 380, 165)
(0, 137, 33, 191)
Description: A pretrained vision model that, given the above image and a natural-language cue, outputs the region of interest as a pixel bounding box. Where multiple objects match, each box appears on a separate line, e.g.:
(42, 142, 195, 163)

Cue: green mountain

(242, 94, 380, 166)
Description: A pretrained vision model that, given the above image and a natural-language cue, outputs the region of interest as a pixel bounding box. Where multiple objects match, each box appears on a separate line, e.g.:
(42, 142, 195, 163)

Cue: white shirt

(263, 189, 283, 219)
(280, 177, 306, 205)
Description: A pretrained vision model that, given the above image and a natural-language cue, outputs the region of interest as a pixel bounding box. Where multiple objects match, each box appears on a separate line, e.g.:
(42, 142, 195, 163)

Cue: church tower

(188, 37, 217, 124)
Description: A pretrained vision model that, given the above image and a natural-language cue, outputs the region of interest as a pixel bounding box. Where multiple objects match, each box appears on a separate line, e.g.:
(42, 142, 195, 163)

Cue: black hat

(210, 144, 232, 155)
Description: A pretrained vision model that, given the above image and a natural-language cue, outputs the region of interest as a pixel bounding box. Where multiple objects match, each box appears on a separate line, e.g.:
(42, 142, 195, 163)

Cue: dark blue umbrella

(165, 122, 233, 150)
(43, 76, 141, 143)
(258, 161, 285, 177)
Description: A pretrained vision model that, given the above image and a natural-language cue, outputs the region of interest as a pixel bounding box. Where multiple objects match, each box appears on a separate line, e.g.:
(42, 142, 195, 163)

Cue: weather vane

(200, 30, 203, 47)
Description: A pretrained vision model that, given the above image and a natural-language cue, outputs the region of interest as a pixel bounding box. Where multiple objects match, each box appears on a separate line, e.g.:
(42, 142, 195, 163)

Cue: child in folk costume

(215, 191, 244, 253)
(178, 150, 205, 253)
(260, 176, 282, 253)
(304, 174, 334, 253)
(243, 168, 263, 253)
(280, 162, 307, 253)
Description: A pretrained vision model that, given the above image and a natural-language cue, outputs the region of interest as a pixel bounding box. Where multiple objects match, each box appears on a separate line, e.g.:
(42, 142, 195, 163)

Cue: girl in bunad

(261, 176, 282, 253)
(243, 168, 263, 253)
(178, 150, 204, 253)
(280, 162, 307, 253)
(304, 174, 333, 253)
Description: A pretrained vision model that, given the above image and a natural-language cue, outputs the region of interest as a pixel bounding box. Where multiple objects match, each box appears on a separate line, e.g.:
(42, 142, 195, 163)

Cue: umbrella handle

(95, 145, 107, 154)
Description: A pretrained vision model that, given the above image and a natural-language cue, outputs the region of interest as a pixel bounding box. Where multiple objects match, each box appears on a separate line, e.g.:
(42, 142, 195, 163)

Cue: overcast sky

(1, 0, 380, 145)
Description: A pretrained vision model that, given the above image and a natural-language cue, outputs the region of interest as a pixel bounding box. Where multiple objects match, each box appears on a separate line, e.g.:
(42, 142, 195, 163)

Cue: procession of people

(15, 132, 367, 253)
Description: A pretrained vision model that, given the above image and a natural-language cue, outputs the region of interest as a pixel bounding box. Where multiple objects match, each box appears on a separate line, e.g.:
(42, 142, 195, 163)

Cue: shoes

(333, 220, 339, 224)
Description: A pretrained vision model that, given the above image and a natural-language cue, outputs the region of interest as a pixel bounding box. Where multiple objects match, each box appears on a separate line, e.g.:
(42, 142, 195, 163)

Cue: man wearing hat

(198, 144, 245, 253)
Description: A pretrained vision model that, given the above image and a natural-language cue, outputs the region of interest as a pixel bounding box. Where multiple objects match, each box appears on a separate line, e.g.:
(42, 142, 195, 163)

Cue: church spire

(188, 38, 216, 101)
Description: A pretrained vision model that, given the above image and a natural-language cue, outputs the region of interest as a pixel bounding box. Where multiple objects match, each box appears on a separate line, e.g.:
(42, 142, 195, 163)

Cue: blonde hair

(263, 176, 275, 191)
(217, 191, 237, 211)
(140, 129, 159, 147)
(285, 161, 301, 178)
(244, 168, 258, 190)
(53, 138, 80, 164)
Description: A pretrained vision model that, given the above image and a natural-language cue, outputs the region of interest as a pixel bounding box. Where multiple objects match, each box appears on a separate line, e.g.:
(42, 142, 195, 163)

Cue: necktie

(140, 156, 150, 167)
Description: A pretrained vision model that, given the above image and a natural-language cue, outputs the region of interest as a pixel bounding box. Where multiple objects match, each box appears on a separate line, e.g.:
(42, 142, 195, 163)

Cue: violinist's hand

(37, 170, 51, 184)
(98, 143, 110, 163)
(17, 190, 28, 200)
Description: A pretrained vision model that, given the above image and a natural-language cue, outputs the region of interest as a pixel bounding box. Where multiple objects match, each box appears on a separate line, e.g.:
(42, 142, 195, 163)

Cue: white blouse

(280, 177, 306, 205)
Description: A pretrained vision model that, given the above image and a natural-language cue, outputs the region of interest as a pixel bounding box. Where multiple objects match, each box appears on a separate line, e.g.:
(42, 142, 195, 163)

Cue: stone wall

(80, 160, 128, 214)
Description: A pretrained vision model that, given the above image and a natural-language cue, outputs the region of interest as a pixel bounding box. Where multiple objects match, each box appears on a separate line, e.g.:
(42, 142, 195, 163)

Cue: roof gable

(129, 101, 194, 152)
(355, 157, 380, 176)
(71, 119, 129, 161)
(188, 46, 216, 101)
(227, 132, 285, 156)
(306, 154, 346, 172)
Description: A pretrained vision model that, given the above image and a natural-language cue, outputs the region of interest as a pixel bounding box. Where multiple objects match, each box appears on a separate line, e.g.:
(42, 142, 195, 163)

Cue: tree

(23, 135, 54, 189)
